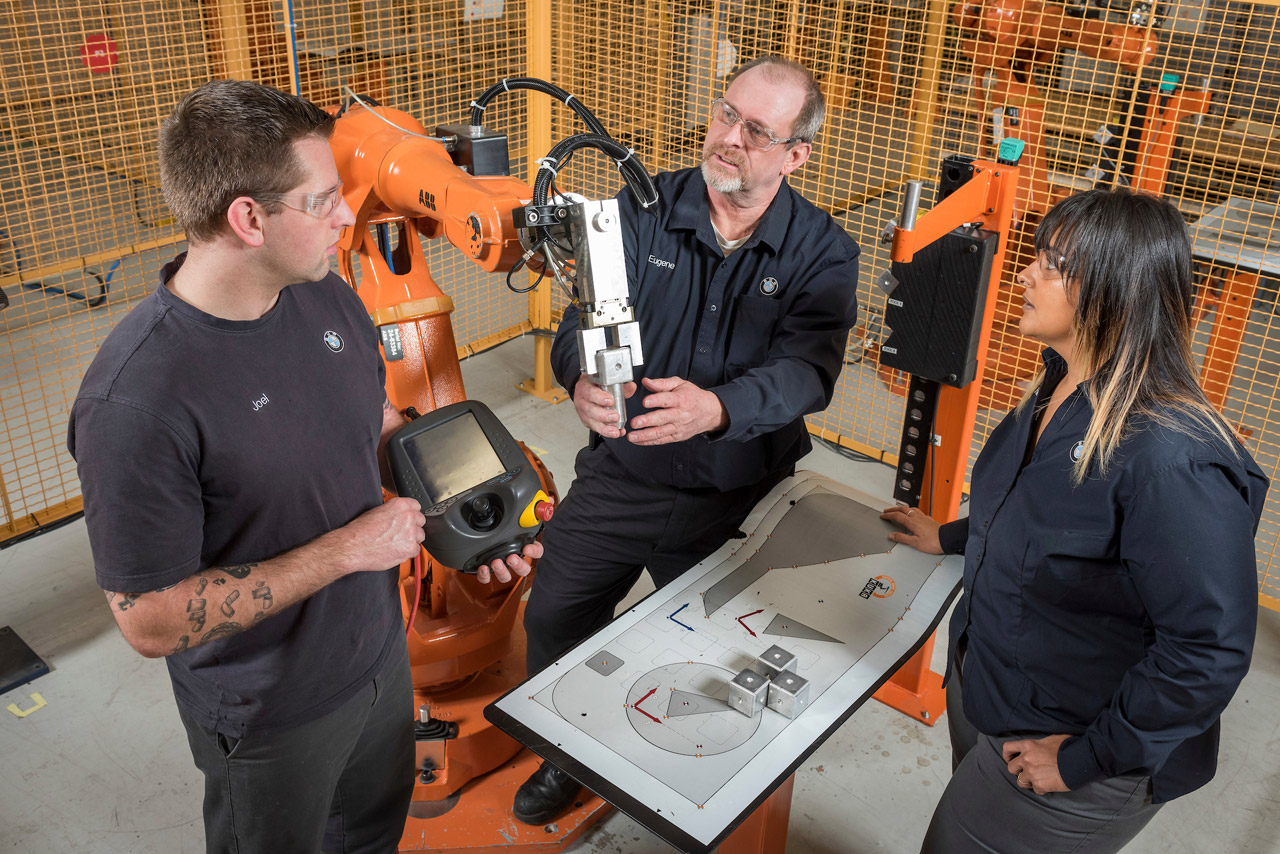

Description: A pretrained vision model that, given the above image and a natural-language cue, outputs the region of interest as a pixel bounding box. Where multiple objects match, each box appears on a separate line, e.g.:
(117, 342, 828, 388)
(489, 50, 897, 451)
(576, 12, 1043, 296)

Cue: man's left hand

(627, 376, 728, 446)
(475, 539, 544, 585)
(1003, 734, 1071, 795)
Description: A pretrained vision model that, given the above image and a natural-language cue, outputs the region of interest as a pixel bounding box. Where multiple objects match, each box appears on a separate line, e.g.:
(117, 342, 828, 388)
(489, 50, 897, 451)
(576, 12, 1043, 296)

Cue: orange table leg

(1200, 271, 1258, 411)
(873, 632, 945, 725)
(717, 773, 796, 854)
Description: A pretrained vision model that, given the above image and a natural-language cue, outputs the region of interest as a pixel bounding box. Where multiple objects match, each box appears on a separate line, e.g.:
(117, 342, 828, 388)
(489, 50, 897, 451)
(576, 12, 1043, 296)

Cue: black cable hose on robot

(531, 133, 659, 244)
(469, 77, 610, 137)
(503, 134, 657, 295)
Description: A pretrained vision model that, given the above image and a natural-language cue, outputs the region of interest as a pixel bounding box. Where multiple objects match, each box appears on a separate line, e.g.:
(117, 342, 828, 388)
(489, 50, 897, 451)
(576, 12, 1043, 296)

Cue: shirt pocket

(725, 296, 783, 378)
(1027, 530, 1125, 603)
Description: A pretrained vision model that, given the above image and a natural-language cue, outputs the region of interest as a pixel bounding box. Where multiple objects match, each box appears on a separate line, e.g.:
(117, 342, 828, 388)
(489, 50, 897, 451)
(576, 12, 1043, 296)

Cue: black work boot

(513, 760, 581, 825)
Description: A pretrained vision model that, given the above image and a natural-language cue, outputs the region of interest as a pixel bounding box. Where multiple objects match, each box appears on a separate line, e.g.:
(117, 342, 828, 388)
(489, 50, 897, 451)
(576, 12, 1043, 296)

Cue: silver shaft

(608, 383, 626, 429)
(899, 181, 922, 231)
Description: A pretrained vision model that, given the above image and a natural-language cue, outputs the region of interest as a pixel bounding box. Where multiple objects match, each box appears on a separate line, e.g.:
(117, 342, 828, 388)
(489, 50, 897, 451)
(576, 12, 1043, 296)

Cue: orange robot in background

(938, 0, 1217, 410)
(951, 0, 1158, 216)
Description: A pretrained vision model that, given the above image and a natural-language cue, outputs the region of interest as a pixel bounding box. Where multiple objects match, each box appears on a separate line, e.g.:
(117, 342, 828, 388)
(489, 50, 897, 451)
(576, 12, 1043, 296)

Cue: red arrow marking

(633, 688, 661, 723)
(737, 609, 764, 637)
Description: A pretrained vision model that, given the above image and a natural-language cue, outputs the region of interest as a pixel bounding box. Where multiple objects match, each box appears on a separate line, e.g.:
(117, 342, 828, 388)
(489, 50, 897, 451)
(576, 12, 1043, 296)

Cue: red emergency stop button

(534, 500, 554, 522)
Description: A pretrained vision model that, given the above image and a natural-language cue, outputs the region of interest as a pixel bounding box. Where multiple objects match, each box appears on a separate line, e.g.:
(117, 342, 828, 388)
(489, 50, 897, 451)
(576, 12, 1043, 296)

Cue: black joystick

(468, 495, 498, 531)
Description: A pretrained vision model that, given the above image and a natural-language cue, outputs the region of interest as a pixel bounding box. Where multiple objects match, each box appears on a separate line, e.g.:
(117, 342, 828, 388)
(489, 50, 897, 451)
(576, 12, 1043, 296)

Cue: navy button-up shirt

(551, 167, 860, 491)
(938, 349, 1268, 802)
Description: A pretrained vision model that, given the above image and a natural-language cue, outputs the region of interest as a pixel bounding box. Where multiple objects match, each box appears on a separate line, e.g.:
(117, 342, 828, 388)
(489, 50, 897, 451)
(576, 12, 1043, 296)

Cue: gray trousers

(179, 637, 415, 854)
(922, 660, 1162, 853)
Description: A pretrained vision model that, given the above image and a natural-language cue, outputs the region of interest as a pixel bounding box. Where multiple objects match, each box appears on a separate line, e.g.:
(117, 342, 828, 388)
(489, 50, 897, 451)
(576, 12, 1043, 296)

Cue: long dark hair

(1020, 188, 1238, 480)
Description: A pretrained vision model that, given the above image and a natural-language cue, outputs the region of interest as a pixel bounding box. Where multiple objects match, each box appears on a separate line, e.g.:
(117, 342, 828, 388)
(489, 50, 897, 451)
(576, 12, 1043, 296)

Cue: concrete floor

(2, 336, 1280, 853)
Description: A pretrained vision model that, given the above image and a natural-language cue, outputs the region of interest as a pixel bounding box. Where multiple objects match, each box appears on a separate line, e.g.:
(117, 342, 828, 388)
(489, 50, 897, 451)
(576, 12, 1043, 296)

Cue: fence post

(517, 0, 566, 403)
(206, 0, 254, 81)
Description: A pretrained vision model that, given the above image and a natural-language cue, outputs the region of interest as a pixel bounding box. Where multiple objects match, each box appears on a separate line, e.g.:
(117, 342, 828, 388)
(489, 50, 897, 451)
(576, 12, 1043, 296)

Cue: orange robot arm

(329, 104, 533, 333)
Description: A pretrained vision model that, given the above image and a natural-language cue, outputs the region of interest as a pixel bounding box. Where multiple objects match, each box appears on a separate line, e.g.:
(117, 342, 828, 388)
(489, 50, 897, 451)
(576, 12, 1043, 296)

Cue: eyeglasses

(255, 182, 345, 218)
(710, 99, 803, 151)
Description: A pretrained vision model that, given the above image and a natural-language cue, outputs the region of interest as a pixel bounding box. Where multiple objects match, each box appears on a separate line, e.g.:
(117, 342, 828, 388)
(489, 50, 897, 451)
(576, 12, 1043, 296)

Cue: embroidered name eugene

(252, 393, 270, 412)
(648, 254, 675, 270)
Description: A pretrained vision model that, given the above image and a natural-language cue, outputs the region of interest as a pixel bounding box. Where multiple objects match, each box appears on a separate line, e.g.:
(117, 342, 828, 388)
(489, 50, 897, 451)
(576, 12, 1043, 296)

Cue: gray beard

(701, 159, 744, 194)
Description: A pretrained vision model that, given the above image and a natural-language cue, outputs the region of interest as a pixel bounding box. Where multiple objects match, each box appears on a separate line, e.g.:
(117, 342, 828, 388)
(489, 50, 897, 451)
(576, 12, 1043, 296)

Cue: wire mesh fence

(0, 0, 532, 542)
(918, 0, 1280, 605)
(3, 0, 1280, 607)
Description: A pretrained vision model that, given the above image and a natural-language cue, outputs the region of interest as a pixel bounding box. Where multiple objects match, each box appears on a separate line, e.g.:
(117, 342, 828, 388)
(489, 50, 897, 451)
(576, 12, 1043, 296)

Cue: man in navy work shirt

(67, 80, 537, 853)
(513, 55, 861, 824)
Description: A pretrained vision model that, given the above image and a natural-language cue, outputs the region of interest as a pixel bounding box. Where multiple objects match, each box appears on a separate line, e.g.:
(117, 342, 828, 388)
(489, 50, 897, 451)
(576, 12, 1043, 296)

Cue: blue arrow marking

(669, 603, 694, 631)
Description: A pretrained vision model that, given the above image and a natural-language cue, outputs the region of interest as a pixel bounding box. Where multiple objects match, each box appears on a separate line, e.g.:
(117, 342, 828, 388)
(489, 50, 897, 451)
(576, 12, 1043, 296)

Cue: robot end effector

(563, 199, 644, 430)
(330, 80, 655, 432)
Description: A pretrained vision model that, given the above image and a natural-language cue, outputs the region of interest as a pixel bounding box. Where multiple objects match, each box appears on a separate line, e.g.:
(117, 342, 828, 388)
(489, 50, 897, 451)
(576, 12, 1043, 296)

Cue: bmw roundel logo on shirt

(323, 330, 345, 353)
(759, 276, 779, 296)
(1070, 441, 1084, 462)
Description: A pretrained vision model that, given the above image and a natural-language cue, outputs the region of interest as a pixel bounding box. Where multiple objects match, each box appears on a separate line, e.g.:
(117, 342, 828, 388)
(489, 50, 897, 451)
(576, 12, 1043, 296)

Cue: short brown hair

(159, 80, 336, 243)
(725, 56, 825, 143)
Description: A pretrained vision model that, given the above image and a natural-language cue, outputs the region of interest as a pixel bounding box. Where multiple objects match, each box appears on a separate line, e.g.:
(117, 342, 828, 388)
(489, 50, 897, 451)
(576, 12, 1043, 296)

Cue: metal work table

(487, 472, 962, 853)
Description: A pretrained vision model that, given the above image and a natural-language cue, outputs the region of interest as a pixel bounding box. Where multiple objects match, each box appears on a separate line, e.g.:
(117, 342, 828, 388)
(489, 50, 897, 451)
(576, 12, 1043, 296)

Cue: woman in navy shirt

(884, 188, 1267, 853)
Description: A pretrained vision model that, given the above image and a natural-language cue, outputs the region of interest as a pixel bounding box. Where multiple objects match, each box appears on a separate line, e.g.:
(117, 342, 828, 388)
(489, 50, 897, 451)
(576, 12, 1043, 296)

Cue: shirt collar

(668, 168, 793, 255)
(1040, 347, 1067, 380)
(1039, 347, 1092, 397)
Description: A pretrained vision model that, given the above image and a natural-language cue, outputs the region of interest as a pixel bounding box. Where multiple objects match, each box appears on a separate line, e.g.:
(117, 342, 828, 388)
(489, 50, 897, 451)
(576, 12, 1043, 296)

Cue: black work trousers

(524, 442, 788, 675)
(178, 637, 415, 854)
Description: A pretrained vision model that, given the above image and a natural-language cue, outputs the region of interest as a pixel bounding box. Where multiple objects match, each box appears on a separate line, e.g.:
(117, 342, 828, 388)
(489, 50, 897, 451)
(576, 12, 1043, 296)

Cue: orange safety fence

(4, 0, 1280, 614)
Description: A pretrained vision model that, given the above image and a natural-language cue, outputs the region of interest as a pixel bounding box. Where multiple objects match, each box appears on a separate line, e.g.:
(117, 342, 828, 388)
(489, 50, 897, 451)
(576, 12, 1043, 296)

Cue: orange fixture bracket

(873, 156, 1021, 725)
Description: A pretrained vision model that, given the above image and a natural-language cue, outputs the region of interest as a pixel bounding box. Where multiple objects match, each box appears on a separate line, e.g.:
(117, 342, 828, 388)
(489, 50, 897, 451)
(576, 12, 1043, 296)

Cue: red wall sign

(80, 34, 119, 74)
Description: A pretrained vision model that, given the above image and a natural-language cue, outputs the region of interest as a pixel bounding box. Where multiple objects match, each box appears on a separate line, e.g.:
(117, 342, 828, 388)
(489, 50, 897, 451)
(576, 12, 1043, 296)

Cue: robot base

(399, 749, 611, 853)
(399, 602, 611, 852)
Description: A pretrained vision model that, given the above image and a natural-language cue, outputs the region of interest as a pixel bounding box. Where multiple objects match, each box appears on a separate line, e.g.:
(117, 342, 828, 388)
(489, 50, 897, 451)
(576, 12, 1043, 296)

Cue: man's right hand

(573, 374, 636, 438)
(341, 497, 426, 572)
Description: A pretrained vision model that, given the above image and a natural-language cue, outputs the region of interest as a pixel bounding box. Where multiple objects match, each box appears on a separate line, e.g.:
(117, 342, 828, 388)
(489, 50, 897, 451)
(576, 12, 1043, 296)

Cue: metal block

(729, 668, 768, 718)
(614, 320, 644, 367)
(756, 645, 797, 681)
(594, 346, 635, 386)
(577, 327, 608, 377)
(766, 672, 811, 719)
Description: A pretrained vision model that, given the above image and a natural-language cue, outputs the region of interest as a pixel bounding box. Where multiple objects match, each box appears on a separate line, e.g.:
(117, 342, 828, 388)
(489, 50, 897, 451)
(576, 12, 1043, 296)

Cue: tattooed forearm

(105, 555, 305, 658)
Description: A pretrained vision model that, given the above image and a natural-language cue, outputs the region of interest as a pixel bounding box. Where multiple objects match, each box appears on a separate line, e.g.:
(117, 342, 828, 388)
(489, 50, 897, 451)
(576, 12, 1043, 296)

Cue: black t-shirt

(68, 256, 399, 737)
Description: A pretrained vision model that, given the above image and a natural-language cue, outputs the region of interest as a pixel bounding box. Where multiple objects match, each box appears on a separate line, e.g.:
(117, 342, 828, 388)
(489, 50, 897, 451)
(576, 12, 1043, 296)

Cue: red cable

(406, 551, 425, 643)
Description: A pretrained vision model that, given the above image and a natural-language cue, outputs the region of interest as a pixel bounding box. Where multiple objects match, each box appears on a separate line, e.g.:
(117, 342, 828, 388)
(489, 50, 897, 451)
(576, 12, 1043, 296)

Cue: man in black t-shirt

(68, 80, 539, 854)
